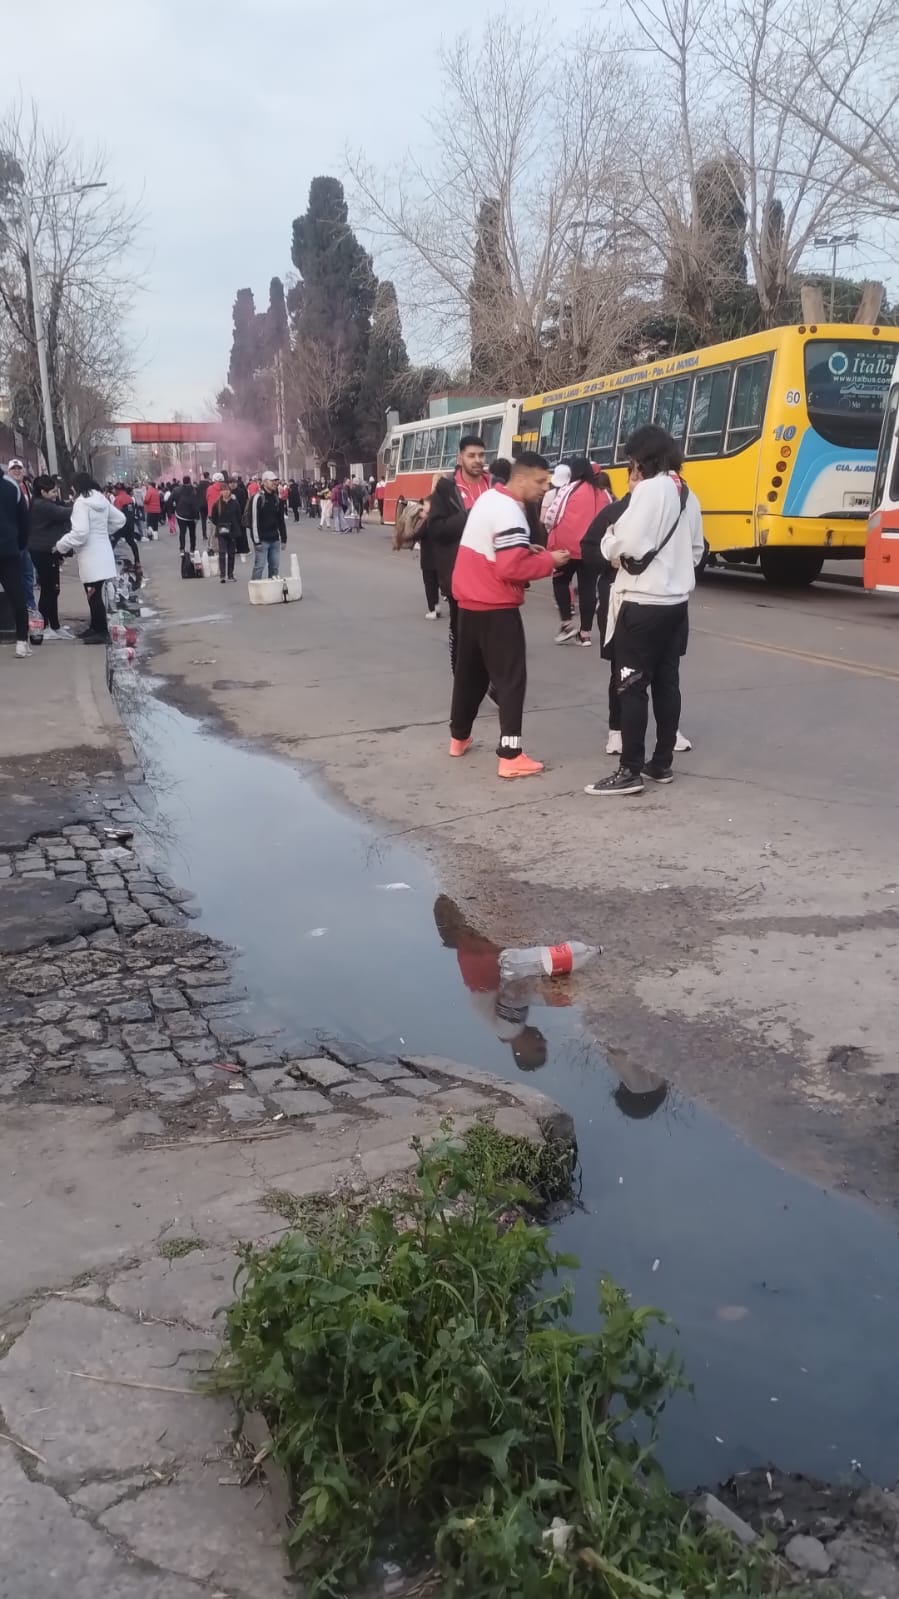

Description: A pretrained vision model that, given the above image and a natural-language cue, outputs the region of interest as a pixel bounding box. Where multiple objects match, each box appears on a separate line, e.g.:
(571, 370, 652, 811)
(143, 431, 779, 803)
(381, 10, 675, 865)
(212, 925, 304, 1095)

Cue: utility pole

(16, 182, 107, 478)
(274, 351, 289, 481)
(20, 204, 57, 475)
(814, 234, 859, 322)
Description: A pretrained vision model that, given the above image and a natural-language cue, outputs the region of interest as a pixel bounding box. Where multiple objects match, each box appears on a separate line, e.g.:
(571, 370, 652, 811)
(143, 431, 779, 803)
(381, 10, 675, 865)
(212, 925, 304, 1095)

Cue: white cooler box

(248, 575, 302, 605)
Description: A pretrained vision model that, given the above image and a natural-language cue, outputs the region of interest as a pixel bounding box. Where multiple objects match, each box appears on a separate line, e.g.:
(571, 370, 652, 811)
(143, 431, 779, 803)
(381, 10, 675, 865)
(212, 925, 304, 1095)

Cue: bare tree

(286, 340, 353, 467)
(623, 0, 891, 329)
(0, 100, 140, 476)
(740, 0, 899, 214)
(348, 17, 648, 394)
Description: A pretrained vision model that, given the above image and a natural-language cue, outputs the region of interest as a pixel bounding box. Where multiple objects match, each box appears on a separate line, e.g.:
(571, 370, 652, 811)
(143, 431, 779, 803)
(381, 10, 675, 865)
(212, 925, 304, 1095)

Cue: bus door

(864, 377, 899, 592)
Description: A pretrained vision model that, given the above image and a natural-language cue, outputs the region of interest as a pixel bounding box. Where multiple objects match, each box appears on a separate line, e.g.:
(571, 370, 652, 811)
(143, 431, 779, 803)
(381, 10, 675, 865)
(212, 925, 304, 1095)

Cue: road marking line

(693, 628, 899, 682)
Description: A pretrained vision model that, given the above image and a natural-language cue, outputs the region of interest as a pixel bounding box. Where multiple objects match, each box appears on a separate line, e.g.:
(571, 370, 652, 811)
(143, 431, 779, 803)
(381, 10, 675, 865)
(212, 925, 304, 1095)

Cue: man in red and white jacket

(449, 451, 571, 779)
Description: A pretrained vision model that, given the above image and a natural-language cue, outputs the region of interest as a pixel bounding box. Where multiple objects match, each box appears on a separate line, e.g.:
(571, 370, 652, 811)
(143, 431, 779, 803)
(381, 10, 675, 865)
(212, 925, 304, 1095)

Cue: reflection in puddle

(120, 686, 899, 1491)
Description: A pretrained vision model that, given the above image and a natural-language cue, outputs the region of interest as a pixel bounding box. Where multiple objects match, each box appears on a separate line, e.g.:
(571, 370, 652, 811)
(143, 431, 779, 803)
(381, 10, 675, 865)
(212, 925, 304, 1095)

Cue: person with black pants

(53, 472, 125, 644)
(210, 481, 242, 581)
(547, 458, 609, 645)
(198, 471, 211, 546)
(174, 476, 199, 553)
(29, 476, 74, 638)
(585, 426, 704, 797)
(582, 491, 629, 753)
(427, 434, 491, 672)
(0, 464, 31, 655)
(449, 452, 570, 779)
(110, 496, 143, 581)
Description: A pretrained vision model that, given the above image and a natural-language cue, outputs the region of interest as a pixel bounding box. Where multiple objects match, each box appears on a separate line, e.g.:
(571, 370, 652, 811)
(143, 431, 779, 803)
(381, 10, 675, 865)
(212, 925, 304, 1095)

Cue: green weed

(218, 1131, 781, 1597)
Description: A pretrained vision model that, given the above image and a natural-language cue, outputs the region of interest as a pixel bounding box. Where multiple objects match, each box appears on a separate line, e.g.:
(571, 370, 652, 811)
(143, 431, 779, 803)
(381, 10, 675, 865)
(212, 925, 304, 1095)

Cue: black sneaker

(643, 763, 674, 784)
(584, 767, 644, 796)
(81, 631, 108, 645)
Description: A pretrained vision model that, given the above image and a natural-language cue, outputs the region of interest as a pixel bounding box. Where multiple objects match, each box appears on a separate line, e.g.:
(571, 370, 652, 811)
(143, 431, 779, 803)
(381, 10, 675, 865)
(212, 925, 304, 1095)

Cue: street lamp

(18, 182, 107, 475)
(813, 234, 859, 323)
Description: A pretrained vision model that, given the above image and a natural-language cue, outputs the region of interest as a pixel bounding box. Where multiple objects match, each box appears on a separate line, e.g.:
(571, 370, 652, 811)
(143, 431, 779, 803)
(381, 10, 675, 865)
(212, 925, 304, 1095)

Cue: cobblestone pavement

(0, 800, 570, 1145)
(0, 774, 571, 1599)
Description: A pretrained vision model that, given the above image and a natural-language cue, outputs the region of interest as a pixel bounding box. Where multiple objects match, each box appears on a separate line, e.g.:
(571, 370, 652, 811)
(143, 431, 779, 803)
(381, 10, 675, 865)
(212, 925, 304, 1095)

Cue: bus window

(616, 387, 653, 462)
(441, 424, 461, 467)
(411, 430, 428, 469)
(538, 408, 565, 461)
(804, 338, 899, 451)
(561, 402, 590, 457)
(655, 378, 691, 442)
(726, 358, 770, 452)
(399, 434, 416, 471)
(872, 383, 899, 511)
(481, 417, 503, 456)
(425, 427, 445, 469)
(386, 439, 400, 481)
(687, 367, 732, 457)
(588, 395, 620, 462)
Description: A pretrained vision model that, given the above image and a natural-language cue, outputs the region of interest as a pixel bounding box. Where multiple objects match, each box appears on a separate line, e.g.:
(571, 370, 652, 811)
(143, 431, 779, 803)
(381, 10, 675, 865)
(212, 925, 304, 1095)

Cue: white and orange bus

(865, 352, 899, 593)
(381, 399, 520, 523)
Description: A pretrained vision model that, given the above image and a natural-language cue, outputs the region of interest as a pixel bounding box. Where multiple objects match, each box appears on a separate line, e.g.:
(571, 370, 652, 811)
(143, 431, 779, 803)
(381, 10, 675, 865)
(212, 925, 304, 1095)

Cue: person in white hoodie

(54, 472, 125, 644)
(585, 425, 704, 797)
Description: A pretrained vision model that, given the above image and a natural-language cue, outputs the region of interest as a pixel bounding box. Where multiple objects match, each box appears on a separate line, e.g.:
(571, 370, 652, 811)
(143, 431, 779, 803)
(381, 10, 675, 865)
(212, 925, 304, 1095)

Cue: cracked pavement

(0, 751, 569, 1593)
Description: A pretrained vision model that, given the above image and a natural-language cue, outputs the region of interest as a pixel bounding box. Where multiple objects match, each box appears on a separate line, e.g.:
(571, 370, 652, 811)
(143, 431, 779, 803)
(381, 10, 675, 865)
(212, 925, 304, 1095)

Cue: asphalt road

(142, 521, 899, 1207)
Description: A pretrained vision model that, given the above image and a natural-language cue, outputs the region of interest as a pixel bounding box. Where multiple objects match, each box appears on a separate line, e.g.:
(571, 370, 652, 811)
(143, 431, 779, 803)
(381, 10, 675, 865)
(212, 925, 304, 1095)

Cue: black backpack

(181, 551, 198, 579)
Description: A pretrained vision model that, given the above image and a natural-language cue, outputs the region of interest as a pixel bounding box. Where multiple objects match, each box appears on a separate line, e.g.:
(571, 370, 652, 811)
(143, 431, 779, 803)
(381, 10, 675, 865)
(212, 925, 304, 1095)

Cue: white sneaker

(43, 627, 74, 641)
(674, 731, 692, 753)
(605, 729, 623, 756)
(425, 609, 438, 620)
(15, 641, 32, 658)
(554, 622, 578, 644)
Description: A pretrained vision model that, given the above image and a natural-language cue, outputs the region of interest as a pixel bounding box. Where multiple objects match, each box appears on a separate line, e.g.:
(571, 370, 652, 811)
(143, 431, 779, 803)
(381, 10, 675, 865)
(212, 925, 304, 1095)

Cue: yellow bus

(515, 322, 899, 586)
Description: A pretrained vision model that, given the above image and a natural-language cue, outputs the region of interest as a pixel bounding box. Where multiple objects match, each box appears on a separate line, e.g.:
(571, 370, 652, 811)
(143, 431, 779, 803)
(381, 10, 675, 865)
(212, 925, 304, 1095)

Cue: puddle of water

(123, 688, 899, 1491)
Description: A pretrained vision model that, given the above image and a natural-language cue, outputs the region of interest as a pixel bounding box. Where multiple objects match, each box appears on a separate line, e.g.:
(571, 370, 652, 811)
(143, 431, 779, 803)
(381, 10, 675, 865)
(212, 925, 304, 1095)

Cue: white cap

(8, 458, 24, 469)
(261, 470, 278, 483)
(551, 464, 571, 489)
(212, 471, 224, 482)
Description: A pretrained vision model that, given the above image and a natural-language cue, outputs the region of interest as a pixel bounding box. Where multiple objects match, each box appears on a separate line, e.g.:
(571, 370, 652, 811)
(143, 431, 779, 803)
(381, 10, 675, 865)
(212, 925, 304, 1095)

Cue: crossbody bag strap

(620, 481, 689, 577)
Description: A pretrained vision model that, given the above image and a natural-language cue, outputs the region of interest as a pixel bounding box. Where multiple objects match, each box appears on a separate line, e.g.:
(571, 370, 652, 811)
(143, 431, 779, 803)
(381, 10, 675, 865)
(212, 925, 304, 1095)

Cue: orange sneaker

(449, 736, 473, 758)
(497, 753, 544, 779)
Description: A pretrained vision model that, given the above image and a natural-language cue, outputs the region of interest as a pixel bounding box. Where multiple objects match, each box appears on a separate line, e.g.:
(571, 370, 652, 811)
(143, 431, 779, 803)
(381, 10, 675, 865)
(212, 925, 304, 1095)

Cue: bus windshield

(804, 339, 899, 450)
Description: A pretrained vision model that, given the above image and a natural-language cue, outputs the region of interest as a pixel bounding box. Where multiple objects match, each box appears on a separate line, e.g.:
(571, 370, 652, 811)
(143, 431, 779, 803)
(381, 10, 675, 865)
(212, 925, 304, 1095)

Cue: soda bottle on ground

(499, 942, 600, 980)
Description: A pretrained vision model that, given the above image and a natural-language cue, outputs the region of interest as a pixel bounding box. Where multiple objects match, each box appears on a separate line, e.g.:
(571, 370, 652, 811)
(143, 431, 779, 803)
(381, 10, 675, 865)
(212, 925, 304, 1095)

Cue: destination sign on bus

(525, 353, 701, 411)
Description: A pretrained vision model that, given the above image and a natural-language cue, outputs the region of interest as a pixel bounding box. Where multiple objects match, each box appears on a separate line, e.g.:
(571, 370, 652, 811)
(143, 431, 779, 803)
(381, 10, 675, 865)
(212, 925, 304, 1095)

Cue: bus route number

(774, 424, 797, 441)
(785, 390, 801, 406)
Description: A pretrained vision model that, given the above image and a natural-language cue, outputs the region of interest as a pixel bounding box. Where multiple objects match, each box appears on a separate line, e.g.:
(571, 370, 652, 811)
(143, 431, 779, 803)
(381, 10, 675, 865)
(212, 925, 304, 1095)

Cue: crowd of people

(395, 426, 703, 797)
(0, 460, 130, 652)
(2, 437, 702, 799)
(0, 459, 382, 644)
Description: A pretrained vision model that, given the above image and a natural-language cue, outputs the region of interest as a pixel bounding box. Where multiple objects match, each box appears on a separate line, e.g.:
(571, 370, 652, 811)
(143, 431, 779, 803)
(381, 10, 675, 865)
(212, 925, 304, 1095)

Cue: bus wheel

(759, 550, 825, 588)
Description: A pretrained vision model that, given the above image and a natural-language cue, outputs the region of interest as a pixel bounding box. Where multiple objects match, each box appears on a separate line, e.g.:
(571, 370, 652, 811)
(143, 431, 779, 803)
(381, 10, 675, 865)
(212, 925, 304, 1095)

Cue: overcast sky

(11, 0, 518, 420)
(10, 0, 897, 422)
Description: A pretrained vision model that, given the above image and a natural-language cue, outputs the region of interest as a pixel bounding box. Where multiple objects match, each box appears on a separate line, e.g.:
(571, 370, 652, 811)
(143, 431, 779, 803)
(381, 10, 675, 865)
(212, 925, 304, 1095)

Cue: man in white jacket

(585, 425, 704, 797)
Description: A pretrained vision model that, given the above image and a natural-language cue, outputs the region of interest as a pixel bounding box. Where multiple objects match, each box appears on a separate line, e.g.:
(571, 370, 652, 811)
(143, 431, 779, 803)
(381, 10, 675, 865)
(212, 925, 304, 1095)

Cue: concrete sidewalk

(0, 620, 120, 767)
